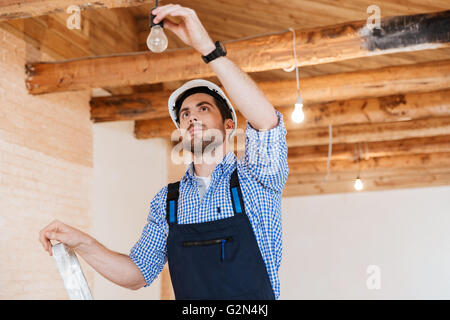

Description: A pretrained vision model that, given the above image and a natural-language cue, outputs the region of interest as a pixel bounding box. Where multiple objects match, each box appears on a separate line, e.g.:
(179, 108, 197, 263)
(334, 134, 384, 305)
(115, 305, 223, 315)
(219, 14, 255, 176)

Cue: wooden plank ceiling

(1, 0, 449, 197)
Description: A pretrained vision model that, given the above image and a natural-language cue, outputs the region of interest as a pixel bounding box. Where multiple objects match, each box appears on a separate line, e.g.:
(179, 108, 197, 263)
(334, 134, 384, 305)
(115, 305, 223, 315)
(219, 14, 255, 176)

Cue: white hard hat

(168, 79, 237, 137)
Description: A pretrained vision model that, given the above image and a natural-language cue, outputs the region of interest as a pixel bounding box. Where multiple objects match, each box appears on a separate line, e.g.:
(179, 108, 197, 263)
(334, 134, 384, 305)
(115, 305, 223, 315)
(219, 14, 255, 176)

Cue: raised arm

(151, 4, 278, 130)
(207, 56, 279, 130)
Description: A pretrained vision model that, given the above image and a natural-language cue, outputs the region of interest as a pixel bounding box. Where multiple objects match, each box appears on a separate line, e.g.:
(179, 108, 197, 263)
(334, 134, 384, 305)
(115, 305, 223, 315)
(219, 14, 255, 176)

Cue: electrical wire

(287, 27, 301, 98)
(364, 141, 369, 160)
(322, 123, 333, 183)
(356, 145, 361, 178)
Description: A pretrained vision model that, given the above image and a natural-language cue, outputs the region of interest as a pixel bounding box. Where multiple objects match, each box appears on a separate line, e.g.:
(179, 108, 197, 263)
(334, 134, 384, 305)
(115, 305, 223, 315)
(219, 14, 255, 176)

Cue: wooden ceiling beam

(283, 117, 450, 148)
(288, 152, 450, 175)
(165, 118, 450, 159)
(0, 7, 139, 96)
(26, 10, 450, 95)
(286, 167, 450, 185)
(282, 170, 450, 197)
(0, 0, 154, 21)
(0, 8, 139, 58)
(133, 90, 450, 140)
(91, 60, 450, 123)
(287, 135, 450, 163)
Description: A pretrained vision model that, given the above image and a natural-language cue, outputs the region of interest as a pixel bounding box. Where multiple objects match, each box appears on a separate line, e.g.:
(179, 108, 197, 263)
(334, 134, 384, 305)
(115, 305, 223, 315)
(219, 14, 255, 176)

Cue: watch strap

(202, 41, 226, 63)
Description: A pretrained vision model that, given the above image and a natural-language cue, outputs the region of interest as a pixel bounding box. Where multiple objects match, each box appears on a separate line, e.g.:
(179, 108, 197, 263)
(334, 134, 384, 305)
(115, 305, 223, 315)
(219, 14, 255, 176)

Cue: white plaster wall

(279, 186, 450, 299)
(92, 121, 167, 299)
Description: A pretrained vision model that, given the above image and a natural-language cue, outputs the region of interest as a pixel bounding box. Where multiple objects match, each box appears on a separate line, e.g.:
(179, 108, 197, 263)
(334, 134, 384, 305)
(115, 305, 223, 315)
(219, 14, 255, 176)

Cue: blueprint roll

(52, 242, 93, 300)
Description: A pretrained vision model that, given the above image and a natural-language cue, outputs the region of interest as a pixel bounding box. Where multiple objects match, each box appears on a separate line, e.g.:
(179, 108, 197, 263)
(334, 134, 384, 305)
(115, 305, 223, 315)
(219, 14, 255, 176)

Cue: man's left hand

(152, 4, 216, 55)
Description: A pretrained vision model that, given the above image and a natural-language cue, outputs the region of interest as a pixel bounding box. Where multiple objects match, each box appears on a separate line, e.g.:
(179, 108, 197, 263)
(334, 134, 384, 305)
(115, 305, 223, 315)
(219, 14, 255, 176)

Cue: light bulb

(354, 178, 364, 191)
(291, 97, 305, 123)
(147, 25, 168, 53)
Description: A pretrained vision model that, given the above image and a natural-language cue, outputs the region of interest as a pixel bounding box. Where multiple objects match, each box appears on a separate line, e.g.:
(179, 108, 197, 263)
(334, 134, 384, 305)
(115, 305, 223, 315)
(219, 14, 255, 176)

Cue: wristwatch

(202, 41, 227, 63)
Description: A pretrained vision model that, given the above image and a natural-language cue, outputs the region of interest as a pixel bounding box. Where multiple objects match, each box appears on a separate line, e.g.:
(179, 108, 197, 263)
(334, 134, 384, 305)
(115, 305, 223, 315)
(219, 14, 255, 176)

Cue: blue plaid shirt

(130, 111, 288, 299)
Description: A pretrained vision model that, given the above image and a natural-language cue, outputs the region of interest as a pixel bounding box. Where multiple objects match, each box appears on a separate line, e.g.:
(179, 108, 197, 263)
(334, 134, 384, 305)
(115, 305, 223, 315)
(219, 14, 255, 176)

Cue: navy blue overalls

(165, 168, 275, 300)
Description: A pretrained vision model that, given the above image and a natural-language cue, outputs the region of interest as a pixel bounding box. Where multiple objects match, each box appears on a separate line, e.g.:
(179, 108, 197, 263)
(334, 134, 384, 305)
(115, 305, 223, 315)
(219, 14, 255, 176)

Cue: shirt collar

(183, 151, 236, 183)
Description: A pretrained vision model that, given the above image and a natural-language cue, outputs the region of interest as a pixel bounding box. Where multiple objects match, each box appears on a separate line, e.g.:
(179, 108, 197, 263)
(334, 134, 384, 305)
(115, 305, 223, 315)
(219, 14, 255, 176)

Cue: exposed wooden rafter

(133, 89, 450, 139)
(25, 10, 450, 95)
(166, 117, 450, 162)
(0, 0, 154, 21)
(284, 151, 450, 196)
(288, 152, 450, 175)
(0, 5, 139, 96)
(287, 135, 450, 163)
(283, 117, 450, 148)
(90, 60, 450, 123)
(286, 167, 450, 185)
(283, 171, 450, 197)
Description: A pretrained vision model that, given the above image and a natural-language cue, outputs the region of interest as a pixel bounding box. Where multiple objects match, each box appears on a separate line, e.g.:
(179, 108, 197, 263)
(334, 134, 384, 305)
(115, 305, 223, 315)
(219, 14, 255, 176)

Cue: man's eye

(200, 106, 208, 111)
(182, 112, 189, 118)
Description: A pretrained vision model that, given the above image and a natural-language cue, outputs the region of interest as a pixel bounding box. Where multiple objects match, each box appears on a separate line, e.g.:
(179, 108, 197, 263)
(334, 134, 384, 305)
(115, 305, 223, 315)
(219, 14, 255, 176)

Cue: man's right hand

(39, 219, 92, 256)
(38, 219, 146, 290)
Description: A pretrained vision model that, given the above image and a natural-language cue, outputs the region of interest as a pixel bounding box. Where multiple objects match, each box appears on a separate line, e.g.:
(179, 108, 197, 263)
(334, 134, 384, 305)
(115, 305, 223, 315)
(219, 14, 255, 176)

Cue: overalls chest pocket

(183, 236, 234, 262)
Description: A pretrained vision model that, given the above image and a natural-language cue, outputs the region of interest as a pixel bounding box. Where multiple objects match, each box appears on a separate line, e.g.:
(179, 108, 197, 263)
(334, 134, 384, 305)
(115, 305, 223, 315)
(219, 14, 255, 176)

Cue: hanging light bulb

(147, 1, 168, 53)
(291, 97, 305, 123)
(354, 177, 364, 191)
(147, 25, 168, 52)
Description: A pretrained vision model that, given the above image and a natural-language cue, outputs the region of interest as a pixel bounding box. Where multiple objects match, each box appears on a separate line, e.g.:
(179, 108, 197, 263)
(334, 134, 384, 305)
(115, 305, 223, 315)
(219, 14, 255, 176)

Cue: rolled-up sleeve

(129, 186, 169, 287)
(242, 110, 289, 193)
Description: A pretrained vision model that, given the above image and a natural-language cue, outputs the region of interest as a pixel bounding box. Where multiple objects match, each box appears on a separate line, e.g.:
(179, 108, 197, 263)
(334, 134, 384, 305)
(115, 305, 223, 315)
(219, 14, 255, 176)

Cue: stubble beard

(182, 127, 226, 158)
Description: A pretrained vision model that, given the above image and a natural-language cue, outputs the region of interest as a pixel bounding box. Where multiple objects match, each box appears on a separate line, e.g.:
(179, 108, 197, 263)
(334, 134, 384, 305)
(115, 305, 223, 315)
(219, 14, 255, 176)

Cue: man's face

(178, 93, 233, 155)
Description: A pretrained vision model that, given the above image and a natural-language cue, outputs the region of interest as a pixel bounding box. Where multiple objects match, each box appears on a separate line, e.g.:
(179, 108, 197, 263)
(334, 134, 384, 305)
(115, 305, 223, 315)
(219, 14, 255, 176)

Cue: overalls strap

(165, 167, 245, 226)
(229, 168, 245, 216)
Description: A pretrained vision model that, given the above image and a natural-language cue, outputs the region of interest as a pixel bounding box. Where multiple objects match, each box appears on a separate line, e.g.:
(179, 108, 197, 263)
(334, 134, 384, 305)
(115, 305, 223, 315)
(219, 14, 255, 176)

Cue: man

(39, 4, 288, 300)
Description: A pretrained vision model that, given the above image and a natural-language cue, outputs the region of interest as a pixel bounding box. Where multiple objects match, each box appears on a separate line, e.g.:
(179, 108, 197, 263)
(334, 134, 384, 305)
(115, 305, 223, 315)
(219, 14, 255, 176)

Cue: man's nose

(188, 114, 198, 124)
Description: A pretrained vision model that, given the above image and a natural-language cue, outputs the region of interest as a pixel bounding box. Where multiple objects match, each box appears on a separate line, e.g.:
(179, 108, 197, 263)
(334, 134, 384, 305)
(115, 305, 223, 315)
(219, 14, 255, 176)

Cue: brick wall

(0, 29, 94, 299)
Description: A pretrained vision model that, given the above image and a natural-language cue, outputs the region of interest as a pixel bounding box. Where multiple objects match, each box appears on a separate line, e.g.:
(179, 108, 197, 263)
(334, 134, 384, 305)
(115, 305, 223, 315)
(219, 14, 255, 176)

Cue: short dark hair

(174, 86, 233, 124)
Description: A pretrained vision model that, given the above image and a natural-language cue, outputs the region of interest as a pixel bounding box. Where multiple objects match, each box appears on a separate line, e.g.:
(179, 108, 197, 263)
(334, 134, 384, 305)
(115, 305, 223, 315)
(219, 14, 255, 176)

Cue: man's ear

(224, 118, 235, 130)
